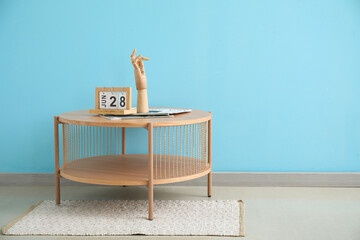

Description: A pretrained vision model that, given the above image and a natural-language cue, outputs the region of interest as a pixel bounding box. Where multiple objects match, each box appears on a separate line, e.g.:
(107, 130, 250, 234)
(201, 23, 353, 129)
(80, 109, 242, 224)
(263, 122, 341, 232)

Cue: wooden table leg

(121, 127, 127, 187)
(148, 123, 154, 220)
(208, 117, 212, 197)
(54, 116, 60, 204)
(122, 127, 126, 154)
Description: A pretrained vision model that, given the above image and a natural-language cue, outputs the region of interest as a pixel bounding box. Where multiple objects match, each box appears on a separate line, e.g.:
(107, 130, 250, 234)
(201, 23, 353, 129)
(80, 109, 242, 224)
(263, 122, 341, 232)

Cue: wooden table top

(58, 108, 212, 127)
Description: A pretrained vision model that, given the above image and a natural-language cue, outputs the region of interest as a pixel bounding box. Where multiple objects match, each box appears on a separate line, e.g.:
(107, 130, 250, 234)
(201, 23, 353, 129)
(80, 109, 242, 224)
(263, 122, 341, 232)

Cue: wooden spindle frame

(54, 108, 212, 219)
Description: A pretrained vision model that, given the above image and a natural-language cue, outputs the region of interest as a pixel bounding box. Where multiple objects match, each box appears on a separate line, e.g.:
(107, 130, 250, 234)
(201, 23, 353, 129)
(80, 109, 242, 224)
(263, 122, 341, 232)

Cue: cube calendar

(89, 87, 137, 115)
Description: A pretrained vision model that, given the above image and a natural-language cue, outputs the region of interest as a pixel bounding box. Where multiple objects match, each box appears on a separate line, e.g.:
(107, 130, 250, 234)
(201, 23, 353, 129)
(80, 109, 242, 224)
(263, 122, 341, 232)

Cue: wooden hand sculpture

(131, 48, 150, 113)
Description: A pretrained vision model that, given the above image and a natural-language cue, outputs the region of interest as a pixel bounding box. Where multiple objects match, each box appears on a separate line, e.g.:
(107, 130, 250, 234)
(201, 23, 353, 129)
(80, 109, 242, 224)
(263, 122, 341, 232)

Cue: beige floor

(0, 185, 359, 240)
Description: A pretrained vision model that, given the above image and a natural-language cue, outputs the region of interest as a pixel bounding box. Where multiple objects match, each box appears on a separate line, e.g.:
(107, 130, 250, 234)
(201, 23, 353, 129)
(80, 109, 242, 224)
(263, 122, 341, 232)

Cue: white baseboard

(0, 172, 359, 187)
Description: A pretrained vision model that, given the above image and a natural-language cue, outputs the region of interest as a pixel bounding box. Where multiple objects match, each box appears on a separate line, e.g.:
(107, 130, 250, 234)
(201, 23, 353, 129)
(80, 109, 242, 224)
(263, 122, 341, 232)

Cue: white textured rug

(2, 200, 245, 237)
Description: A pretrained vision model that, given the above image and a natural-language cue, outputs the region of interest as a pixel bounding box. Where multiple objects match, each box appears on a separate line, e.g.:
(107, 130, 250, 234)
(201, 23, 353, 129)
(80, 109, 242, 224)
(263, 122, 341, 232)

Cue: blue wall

(1, 0, 360, 172)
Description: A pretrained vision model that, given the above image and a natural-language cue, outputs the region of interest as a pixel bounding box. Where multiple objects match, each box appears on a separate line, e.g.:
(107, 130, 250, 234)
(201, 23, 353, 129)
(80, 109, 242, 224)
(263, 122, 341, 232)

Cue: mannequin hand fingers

(139, 60, 145, 74)
(131, 48, 136, 60)
(134, 54, 142, 63)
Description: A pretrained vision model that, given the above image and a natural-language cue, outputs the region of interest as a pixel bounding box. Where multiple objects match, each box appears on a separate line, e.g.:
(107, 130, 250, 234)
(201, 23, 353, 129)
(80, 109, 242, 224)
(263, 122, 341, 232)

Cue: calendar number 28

(100, 92, 127, 110)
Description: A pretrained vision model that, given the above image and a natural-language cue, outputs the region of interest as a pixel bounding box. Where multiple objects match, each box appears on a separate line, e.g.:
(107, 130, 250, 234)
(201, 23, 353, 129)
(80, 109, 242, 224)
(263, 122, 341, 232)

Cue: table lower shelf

(60, 154, 210, 186)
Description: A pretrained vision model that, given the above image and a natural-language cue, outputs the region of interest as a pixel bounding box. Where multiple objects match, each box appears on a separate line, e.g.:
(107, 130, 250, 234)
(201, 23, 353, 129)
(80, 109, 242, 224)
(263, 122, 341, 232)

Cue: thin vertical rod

(86, 126, 91, 157)
(102, 127, 105, 156)
(148, 123, 154, 220)
(85, 126, 87, 158)
(187, 125, 190, 174)
(176, 126, 178, 177)
(197, 123, 200, 172)
(71, 125, 73, 161)
(168, 127, 170, 176)
(77, 125, 79, 159)
(82, 126, 84, 158)
(168, 127, 171, 176)
(179, 126, 182, 176)
(173, 126, 175, 177)
(84, 126, 86, 158)
(96, 127, 99, 156)
(117, 128, 120, 154)
(164, 126, 167, 178)
(208, 117, 212, 197)
(100, 127, 102, 156)
(107, 127, 110, 155)
(183, 125, 185, 175)
(79, 126, 81, 159)
(73, 125, 76, 161)
(62, 124, 66, 166)
(189, 124, 191, 174)
(110, 127, 113, 155)
(122, 127, 126, 154)
(190, 125, 192, 174)
(192, 124, 194, 174)
(188, 125, 190, 174)
(155, 127, 158, 178)
(83, 126, 86, 158)
(76, 125, 79, 160)
(54, 116, 60, 205)
(168, 127, 170, 177)
(67, 125, 70, 162)
(92, 127, 94, 157)
(186, 125, 188, 174)
(159, 127, 162, 178)
(195, 123, 197, 173)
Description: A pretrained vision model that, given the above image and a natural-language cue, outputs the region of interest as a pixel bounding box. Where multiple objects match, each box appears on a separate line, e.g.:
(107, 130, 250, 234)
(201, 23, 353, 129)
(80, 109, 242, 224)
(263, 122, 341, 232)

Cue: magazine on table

(100, 108, 192, 120)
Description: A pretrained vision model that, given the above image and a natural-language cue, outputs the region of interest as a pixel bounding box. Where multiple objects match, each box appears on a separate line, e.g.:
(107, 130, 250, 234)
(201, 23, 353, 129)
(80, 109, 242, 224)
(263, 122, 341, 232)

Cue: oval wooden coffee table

(54, 108, 212, 219)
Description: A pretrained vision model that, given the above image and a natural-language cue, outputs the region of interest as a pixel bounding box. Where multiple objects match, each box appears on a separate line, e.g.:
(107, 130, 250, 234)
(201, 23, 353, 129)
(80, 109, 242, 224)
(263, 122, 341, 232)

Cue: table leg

(54, 116, 60, 204)
(122, 127, 126, 154)
(208, 117, 212, 197)
(148, 123, 154, 220)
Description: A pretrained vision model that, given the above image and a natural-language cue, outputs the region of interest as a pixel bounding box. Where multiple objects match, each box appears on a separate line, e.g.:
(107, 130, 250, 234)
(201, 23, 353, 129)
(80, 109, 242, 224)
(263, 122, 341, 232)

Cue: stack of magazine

(100, 108, 192, 120)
